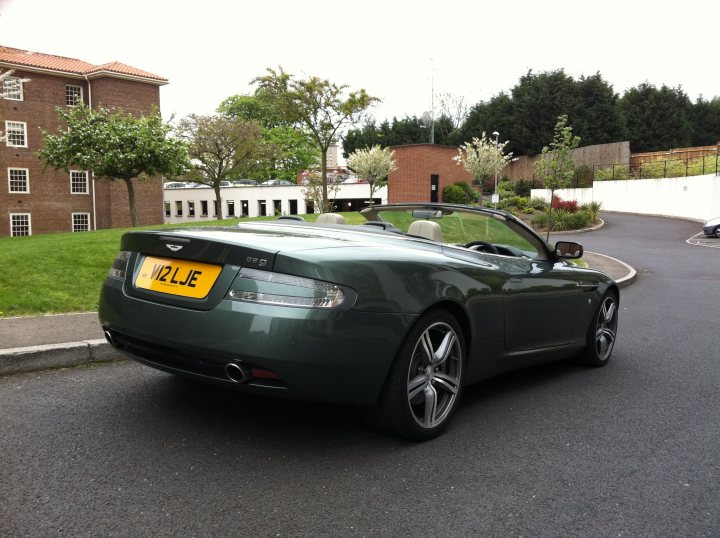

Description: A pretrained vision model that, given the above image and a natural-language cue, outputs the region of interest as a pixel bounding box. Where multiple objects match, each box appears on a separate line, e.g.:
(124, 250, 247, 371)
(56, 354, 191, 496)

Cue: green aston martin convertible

(99, 203, 619, 440)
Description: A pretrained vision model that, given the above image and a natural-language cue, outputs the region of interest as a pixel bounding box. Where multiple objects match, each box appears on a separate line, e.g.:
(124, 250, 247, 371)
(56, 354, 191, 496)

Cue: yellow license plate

(135, 256, 222, 299)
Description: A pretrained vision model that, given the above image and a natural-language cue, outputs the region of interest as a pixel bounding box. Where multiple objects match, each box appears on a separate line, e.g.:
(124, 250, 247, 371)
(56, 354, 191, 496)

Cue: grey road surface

(1, 213, 718, 537)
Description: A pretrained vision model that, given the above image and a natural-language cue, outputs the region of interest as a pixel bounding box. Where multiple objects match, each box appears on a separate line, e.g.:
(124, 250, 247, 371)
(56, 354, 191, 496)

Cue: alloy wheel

(406, 321, 463, 429)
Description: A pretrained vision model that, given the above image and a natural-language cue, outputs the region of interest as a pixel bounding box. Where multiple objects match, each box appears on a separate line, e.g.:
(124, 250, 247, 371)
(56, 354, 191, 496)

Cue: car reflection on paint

(99, 203, 619, 440)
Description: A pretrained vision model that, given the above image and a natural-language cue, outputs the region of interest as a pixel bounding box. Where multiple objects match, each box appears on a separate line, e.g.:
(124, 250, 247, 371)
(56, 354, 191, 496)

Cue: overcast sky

(2, 0, 719, 129)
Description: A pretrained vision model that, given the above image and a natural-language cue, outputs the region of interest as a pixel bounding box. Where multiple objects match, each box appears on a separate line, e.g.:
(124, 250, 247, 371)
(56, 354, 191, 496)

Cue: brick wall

(1, 69, 164, 235)
(387, 144, 472, 203)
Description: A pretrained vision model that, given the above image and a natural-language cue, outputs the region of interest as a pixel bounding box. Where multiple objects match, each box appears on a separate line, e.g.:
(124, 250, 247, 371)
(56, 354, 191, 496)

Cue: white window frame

(5, 121, 27, 148)
(175, 200, 183, 217)
(8, 167, 29, 193)
(187, 200, 195, 217)
(72, 212, 91, 232)
(3, 76, 24, 101)
(10, 213, 32, 237)
(164, 201, 171, 218)
(66, 84, 83, 106)
(70, 170, 89, 194)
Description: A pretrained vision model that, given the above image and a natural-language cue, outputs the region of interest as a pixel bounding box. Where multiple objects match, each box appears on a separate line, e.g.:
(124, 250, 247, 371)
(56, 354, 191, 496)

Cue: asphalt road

(1, 213, 719, 537)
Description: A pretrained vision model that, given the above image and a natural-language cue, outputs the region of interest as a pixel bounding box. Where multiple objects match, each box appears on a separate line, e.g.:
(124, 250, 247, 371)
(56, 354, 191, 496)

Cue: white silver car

(703, 217, 720, 238)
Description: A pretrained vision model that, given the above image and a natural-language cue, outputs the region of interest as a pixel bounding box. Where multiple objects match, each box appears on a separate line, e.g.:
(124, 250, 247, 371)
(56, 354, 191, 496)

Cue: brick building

(0, 46, 167, 236)
(387, 144, 472, 203)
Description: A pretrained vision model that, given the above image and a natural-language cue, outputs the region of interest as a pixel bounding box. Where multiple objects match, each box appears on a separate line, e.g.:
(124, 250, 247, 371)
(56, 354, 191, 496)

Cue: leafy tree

(534, 115, 580, 240)
(254, 67, 378, 211)
(453, 133, 514, 202)
(572, 73, 627, 146)
(346, 145, 397, 202)
(176, 114, 267, 220)
(452, 92, 515, 149)
(619, 83, 692, 152)
(38, 104, 188, 227)
(511, 70, 577, 155)
(301, 170, 340, 213)
(218, 92, 318, 181)
(690, 96, 720, 147)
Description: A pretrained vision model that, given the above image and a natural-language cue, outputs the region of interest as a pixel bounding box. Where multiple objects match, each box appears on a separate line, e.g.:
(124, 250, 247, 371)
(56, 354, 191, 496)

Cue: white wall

(531, 174, 720, 222)
(163, 183, 388, 224)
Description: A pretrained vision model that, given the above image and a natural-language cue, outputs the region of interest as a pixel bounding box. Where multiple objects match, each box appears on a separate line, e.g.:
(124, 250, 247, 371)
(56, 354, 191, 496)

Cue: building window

(8, 168, 29, 193)
(175, 201, 183, 216)
(164, 202, 171, 218)
(72, 213, 90, 232)
(10, 213, 31, 236)
(70, 170, 89, 194)
(5, 121, 27, 147)
(227, 200, 235, 217)
(2, 76, 23, 101)
(200, 200, 208, 217)
(66, 85, 83, 106)
(188, 201, 195, 217)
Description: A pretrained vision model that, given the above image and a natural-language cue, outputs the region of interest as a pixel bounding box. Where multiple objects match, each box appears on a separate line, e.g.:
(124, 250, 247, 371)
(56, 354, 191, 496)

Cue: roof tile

(0, 46, 167, 82)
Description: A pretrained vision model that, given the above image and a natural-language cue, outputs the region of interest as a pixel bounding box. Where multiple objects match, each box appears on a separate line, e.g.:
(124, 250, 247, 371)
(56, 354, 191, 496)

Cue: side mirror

(555, 241, 583, 259)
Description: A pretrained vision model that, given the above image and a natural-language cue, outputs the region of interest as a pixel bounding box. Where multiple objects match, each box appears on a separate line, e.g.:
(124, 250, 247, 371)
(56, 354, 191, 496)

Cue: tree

(453, 92, 515, 150)
(176, 114, 267, 220)
(572, 73, 627, 147)
(301, 170, 340, 213)
(38, 104, 188, 227)
(534, 115, 581, 241)
(254, 67, 378, 210)
(619, 83, 692, 152)
(218, 91, 319, 180)
(453, 133, 514, 201)
(690, 96, 720, 147)
(346, 145, 397, 203)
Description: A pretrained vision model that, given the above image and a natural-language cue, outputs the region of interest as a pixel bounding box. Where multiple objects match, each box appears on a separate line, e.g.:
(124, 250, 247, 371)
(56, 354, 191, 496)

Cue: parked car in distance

(260, 179, 294, 186)
(703, 216, 720, 237)
(99, 203, 619, 440)
(163, 182, 189, 190)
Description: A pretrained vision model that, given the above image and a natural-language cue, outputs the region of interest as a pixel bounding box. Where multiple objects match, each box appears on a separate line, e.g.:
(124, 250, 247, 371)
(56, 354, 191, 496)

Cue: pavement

(0, 251, 636, 376)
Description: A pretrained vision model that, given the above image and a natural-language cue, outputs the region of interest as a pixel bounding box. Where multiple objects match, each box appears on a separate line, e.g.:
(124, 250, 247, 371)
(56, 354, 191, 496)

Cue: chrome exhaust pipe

(225, 362, 249, 383)
(104, 330, 115, 346)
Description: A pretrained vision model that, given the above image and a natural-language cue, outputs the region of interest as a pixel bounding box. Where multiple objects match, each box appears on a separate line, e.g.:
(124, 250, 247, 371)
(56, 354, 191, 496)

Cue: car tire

(365, 309, 465, 441)
(715, 226, 720, 239)
(581, 290, 619, 367)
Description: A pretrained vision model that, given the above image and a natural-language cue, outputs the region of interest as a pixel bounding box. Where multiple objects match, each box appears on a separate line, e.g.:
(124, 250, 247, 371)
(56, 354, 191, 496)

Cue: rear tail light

(226, 267, 354, 309)
(108, 251, 131, 281)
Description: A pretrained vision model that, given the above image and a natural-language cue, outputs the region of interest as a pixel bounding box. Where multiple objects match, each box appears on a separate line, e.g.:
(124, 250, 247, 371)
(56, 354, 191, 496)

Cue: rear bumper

(99, 278, 417, 405)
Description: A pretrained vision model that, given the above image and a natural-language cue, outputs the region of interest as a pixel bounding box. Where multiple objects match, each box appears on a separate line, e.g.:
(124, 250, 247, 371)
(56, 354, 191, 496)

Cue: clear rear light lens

(227, 267, 352, 309)
(108, 251, 131, 281)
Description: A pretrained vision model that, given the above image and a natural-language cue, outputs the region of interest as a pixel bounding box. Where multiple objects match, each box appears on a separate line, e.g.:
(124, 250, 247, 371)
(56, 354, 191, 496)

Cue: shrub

(595, 165, 631, 181)
(498, 180, 514, 197)
(552, 195, 579, 212)
(529, 197, 548, 210)
(443, 184, 466, 204)
(497, 195, 528, 210)
(551, 208, 572, 231)
(443, 181, 479, 204)
(581, 201, 602, 222)
(512, 179, 532, 197)
(566, 210, 591, 229)
(532, 211, 548, 228)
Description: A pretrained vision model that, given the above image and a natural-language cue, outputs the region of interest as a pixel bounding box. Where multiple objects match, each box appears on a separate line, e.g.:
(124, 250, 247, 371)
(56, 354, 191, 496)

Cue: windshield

(369, 206, 547, 260)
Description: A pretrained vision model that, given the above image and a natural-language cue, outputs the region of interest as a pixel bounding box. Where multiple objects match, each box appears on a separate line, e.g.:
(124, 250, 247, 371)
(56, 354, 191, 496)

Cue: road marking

(686, 233, 720, 249)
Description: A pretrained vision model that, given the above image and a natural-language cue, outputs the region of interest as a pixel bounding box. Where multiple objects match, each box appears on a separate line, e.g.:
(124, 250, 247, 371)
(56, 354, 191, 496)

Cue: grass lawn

(0, 212, 366, 318)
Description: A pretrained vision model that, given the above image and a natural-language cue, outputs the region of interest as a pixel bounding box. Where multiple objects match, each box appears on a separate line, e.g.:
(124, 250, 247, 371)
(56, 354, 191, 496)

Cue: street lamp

(492, 131, 499, 207)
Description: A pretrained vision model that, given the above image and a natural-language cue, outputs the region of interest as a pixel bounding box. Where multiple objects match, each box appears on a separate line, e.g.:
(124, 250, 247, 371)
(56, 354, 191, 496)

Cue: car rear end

(99, 226, 417, 405)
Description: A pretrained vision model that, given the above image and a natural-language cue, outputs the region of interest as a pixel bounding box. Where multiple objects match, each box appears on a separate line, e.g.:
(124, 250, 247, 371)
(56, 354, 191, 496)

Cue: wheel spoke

(408, 375, 427, 400)
(419, 330, 434, 366)
(432, 373, 459, 395)
(602, 300, 616, 324)
(423, 385, 438, 426)
(432, 331, 457, 366)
